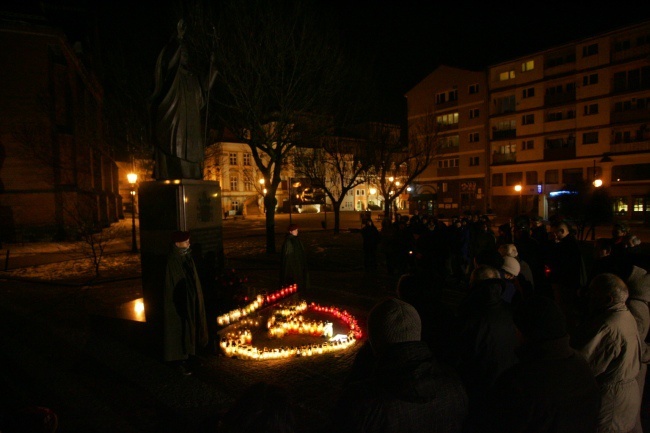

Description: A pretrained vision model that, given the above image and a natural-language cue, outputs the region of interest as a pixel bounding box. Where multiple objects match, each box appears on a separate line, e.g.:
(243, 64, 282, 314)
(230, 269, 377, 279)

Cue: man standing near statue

(163, 231, 209, 375)
(280, 224, 310, 294)
(150, 19, 217, 180)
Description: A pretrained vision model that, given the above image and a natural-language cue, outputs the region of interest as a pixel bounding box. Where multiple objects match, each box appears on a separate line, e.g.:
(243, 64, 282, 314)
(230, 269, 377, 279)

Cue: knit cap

(171, 230, 190, 243)
(501, 256, 520, 276)
(513, 295, 567, 341)
(367, 297, 421, 353)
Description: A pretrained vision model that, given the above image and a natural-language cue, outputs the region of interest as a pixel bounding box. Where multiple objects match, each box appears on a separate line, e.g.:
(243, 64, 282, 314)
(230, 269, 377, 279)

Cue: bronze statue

(150, 19, 217, 180)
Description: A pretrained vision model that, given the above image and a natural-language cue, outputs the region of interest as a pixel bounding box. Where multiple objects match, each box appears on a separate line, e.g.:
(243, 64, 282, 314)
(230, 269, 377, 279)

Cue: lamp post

(259, 178, 266, 213)
(514, 184, 522, 216)
(288, 177, 293, 225)
(127, 173, 138, 252)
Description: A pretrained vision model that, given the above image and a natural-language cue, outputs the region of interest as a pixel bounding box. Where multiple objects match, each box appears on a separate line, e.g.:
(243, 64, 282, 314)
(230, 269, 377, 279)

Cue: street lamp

(259, 178, 266, 213)
(514, 184, 522, 215)
(127, 173, 138, 252)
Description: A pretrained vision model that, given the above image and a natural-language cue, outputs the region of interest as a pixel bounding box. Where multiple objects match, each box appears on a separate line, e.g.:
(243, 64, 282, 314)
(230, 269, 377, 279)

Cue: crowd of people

(350, 213, 649, 433)
(219, 213, 650, 433)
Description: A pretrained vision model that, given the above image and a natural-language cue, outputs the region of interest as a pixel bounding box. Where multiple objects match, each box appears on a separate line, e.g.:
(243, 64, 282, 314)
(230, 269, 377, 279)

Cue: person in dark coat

(548, 220, 587, 333)
(453, 265, 518, 430)
(279, 224, 310, 293)
(361, 219, 380, 271)
(335, 297, 468, 433)
(163, 230, 209, 375)
(482, 295, 600, 433)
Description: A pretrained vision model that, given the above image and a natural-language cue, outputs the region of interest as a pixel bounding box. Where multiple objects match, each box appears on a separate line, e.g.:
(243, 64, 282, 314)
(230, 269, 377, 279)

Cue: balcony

(544, 146, 576, 161)
(492, 152, 517, 165)
(610, 139, 650, 154)
(611, 108, 650, 124)
(492, 129, 517, 140)
(544, 90, 576, 106)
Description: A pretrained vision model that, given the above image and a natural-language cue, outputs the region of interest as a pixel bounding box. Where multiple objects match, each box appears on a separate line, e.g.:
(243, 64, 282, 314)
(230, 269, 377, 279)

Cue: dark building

(0, 16, 120, 241)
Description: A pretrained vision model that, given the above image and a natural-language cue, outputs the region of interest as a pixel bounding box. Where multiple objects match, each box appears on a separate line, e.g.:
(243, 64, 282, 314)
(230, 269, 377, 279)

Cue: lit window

(499, 70, 516, 81)
(613, 197, 628, 215)
(521, 60, 535, 72)
(634, 198, 643, 212)
(436, 112, 459, 125)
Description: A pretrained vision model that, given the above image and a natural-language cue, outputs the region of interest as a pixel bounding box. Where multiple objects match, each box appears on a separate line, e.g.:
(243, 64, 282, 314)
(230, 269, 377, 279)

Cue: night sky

(3, 0, 650, 113)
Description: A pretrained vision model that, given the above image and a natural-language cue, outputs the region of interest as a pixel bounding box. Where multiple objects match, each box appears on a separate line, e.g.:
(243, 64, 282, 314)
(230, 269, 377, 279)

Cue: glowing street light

(593, 178, 603, 188)
(127, 172, 138, 252)
(514, 184, 522, 215)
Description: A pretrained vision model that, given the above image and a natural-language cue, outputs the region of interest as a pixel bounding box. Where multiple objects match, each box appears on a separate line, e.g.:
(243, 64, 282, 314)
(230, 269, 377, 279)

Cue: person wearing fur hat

(279, 224, 310, 293)
(482, 295, 600, 432)
(499, 244, 534, 302)
(163, 230, 209, 375)
(572, 273, 642, 433)
(335, 297, 468, 433)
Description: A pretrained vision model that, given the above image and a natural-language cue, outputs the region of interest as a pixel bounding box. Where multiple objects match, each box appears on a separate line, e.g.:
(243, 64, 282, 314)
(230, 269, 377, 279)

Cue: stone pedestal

(138, 179, 223, 358)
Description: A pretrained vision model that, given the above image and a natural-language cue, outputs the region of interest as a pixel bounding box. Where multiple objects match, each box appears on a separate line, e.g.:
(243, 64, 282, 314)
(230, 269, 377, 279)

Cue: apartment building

(488, 20, 650, 220)
(406, 66, 489, 215)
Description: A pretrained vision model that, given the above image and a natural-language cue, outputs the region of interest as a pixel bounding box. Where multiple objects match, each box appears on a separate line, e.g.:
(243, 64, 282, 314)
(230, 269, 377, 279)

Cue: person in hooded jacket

(334, 297, 467, 433)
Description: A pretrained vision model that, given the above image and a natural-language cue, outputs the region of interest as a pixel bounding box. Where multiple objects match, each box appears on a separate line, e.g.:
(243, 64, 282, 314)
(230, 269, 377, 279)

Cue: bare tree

(202, 0, 348, 253)
(366, 116, 438, 221)
(292, 136, 367, 233)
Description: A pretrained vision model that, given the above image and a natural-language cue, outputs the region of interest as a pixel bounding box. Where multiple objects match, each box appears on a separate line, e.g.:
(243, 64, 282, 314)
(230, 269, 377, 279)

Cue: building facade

(406, 66, 489, 216)
(0, 19, 120, 242)
(488, 20, 650, 221)
(407, 22, 650, 222)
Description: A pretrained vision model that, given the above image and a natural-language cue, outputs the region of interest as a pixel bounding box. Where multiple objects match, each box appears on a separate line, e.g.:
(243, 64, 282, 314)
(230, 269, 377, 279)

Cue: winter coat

(334, 341, 468, 433)
(573, 303, 642, 433)
(626, 266, 650, 363)
(279, 233, 310, 292)
(482, 335, 600, 433)
(361, 223, 380, 252)
(163, 246, 209, 362)
(454, 278, 518, 400)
